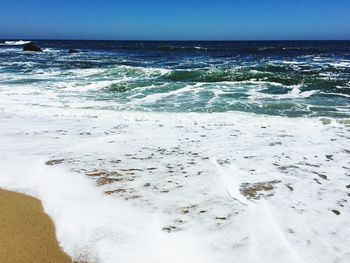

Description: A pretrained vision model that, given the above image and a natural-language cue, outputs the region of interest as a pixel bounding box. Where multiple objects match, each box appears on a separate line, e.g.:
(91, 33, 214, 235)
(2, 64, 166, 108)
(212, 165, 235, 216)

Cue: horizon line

(1, 38, 350, 42)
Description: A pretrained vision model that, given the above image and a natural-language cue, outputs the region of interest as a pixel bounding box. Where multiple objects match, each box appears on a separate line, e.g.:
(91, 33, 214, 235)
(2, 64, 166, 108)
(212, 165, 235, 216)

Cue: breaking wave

(0, 40, 31, 45)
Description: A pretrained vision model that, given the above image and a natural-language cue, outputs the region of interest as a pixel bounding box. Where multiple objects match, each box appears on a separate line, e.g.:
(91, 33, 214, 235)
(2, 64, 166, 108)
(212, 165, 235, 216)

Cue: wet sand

(0, 189, 71, 262)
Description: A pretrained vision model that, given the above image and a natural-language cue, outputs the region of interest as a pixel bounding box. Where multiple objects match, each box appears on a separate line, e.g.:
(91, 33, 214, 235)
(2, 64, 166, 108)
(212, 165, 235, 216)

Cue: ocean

(1, 40, 350, 116)
(0, 40, 349, 262)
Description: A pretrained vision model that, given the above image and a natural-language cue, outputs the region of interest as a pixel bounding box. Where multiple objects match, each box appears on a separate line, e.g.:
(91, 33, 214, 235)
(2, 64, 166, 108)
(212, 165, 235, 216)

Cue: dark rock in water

(23, 42, 42, 52)
(68, 49, 79, 53)
(332, 209, 340, 215)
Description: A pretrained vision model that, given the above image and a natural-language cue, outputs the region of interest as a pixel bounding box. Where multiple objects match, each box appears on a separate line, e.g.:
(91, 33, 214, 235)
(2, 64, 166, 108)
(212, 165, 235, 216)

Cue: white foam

(282, 61, 305, 65)
(0, 158, 214, 263)
(248, 82, 317, 100)
(132, 83, 201, 104)
(0, 40, 31, 45)
(329, 61, 350, 68)
(1, 102, 349, 263)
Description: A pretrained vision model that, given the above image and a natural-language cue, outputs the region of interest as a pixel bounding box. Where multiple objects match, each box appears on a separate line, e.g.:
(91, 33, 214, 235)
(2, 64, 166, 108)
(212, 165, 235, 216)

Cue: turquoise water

(0, 40, 349, 117)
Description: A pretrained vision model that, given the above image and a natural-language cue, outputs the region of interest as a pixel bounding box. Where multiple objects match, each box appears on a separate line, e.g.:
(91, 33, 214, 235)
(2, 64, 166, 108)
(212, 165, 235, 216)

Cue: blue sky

(1, 0, 350, 40)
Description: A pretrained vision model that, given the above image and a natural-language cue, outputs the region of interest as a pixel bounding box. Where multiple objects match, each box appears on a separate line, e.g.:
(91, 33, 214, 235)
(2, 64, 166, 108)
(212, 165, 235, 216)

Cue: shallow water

(0, 40, 349, 263)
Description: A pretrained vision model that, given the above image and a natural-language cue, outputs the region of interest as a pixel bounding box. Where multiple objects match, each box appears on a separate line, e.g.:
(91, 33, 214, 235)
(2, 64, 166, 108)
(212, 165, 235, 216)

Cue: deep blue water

(0, 40, 349, 117)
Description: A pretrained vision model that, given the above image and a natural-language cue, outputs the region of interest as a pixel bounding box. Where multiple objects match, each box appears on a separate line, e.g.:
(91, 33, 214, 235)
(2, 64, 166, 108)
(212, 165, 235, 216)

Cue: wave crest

(0, 40, 31, 46)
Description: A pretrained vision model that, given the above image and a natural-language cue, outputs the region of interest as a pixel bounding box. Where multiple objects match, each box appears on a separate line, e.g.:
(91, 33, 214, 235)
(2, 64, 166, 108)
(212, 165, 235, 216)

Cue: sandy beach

(0, 189, 71, 262)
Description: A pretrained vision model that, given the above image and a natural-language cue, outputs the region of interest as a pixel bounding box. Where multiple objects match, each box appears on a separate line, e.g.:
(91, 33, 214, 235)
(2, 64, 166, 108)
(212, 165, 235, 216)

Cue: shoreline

(0, 189, 71, 262)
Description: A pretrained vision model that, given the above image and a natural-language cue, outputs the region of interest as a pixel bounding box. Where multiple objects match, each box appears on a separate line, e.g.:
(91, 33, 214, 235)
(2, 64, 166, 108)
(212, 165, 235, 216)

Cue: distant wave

(0, 40, 31, 46)
(120, 42, 350, 53)
(109, 44, 332, 53)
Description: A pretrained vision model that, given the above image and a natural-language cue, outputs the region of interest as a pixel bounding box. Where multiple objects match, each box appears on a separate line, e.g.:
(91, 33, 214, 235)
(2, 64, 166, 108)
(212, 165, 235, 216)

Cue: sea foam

(1, 103, 349, 263)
